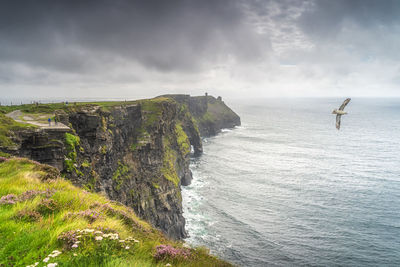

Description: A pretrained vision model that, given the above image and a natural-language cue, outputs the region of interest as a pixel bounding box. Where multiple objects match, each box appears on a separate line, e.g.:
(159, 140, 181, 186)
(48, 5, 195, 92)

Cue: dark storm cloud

(1, 0, 399, 98)
(0, 0, 267, 74)
(299, 0, 400, 38)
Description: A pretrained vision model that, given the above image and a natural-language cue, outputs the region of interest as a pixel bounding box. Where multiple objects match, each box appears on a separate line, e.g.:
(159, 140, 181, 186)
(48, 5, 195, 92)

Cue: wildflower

(154, 245, 191, 260)
(166, 264, 172, 267)
(84, 228, 94, 233)
(95, 236, 103, 241)
(50, 250, 61, 256)
(58, 230, 78, 248)
(107, 233, 119, 240)
(71, 244, 78, 248)
(0, 194, 18, 205)
(73, 253, 77, 257)
(119, 240, 125, 243)
(49, 250, 62, 257)
(76, 209, 102, 223)
(76, 235, 82, 238)
(47, 263, 58, 267)
(43, 257, 50, 263)
(94, 231, 103, 234)
(134, 239, 140, 243)
(19, 189, 56, 201)
(125, 246, 130, 250)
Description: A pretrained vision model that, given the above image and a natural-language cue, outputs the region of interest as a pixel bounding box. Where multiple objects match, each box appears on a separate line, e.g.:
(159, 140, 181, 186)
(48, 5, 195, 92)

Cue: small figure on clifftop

(48, 118, 51, 126)
(54, 117, 57, 125)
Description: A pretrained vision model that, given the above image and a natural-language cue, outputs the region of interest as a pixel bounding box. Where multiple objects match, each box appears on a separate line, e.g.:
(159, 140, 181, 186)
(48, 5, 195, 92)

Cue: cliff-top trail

(0, 94, 240, 266)
(6, 110, 70, 129)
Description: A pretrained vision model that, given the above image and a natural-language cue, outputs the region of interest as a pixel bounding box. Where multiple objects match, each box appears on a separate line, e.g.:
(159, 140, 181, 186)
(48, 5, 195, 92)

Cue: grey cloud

(0, 0, 268, 75)
(299, 0, 400, 38)
(1, 0, 399, 98)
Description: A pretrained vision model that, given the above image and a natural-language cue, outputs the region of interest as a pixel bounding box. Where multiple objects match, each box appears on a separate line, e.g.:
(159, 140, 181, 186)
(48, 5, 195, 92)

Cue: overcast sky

(1, 0, 399, 101)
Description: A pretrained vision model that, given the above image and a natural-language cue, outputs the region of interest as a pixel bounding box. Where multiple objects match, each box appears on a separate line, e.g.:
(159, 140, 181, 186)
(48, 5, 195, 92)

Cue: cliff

(0, 157, 233, 266)
(0, 95, 240, 240)
(161, 94, 241, 137)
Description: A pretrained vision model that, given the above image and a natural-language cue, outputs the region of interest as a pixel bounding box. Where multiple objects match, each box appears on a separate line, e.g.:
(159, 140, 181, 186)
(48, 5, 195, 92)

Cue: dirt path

(6, 110, 70, 130)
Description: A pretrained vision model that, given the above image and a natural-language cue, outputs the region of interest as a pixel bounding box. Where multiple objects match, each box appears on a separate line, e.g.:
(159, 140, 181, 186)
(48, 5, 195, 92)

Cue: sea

(182, 98, 400, 266)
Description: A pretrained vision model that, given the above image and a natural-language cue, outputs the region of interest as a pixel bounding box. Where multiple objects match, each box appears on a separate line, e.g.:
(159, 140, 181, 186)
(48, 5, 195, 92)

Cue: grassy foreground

(0, 158, 232, 267)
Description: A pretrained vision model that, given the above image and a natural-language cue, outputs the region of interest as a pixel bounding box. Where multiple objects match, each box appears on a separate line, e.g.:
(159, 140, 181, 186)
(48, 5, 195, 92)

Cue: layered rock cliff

(0, 95, 240, 240)
(162, 94, 241, 136)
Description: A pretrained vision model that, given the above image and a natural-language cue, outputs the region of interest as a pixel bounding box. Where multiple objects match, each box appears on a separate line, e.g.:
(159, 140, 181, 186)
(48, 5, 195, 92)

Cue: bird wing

(336, 115, 341, 130)
(339, 98, 351, 111)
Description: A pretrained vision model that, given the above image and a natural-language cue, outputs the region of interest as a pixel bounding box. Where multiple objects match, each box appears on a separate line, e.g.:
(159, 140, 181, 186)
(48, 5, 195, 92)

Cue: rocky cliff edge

(0, 95, 240, 240)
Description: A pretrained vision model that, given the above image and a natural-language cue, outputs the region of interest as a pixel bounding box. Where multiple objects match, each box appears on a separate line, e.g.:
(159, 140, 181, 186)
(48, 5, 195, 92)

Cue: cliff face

(163, 94, 241, 136)
(0, 95, 240, 240)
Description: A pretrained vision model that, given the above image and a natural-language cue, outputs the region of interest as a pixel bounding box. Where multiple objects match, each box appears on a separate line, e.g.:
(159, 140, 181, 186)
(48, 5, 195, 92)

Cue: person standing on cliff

(48, 118, 51, 126)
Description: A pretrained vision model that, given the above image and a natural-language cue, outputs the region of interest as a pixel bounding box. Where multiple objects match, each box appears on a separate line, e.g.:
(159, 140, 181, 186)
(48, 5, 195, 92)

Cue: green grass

(130, 143, 138, 152)
(0, 151, 11, 157)
(138, 98, 173, 128)
(0, 158, 233, 267)
(0, 113, 37, 148)
(161, 137, 180, 187)
(100, 145, 107, 155)
(112, 161, 130, 191)
(175, 123, 191, 156)
(0, 103, 67, 114)
(0, 97, 175, 116)
(65, 133, 80, 151)
(81, 160, 90, 168)
(64, 133, 81, 174)
(0, 102, 129, 114)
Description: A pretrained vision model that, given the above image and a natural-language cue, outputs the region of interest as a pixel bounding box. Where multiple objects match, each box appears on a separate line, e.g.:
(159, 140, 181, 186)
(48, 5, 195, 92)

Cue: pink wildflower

(154, 245, 191, 260)
(0, 194, 17, 205)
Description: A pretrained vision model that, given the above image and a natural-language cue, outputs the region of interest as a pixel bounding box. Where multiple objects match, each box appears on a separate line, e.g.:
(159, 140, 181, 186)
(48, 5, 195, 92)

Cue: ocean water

(182, 98, 400, 266)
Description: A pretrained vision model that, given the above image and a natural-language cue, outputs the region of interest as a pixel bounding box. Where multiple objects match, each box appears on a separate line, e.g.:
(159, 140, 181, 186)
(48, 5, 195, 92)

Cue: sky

(1, 0, 400, 101)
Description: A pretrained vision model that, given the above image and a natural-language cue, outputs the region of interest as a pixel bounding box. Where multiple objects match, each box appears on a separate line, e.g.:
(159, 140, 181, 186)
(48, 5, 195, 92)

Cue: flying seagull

(332, 98, 351, 130)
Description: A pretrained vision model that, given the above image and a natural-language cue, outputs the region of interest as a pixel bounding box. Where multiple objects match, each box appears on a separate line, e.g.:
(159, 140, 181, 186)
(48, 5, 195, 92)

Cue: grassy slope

(0, 158, 232, 267)
(0, 113, 37, 149)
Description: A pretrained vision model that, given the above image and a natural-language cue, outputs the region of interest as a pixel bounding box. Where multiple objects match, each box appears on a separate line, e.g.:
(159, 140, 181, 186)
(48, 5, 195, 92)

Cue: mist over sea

(182, 98, 400, 266)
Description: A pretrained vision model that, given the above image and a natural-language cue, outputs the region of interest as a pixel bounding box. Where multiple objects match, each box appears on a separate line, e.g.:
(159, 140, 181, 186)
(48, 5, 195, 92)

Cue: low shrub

(37, 198, 59, 215)
(154, 244, 192, 261)
(14, 210, 42, 222)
